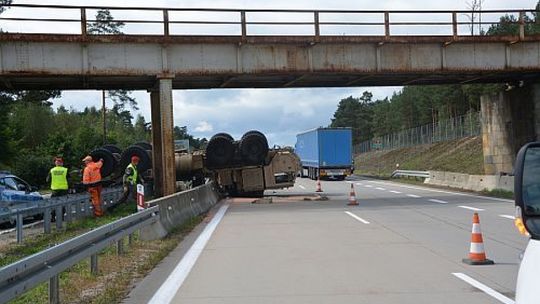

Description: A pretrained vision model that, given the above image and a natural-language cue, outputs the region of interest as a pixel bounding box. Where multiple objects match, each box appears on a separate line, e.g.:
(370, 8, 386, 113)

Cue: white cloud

(194, 121, 214, 132)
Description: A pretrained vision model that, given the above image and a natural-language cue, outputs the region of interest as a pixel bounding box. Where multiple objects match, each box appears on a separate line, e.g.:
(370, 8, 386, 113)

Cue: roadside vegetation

(1, 202, 204, 304)
(354, 137, 484, 176)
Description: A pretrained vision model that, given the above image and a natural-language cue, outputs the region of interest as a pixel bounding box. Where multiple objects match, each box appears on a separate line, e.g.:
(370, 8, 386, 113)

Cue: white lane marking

(406, 194, 421, 198)
(429, 199, 448, 204)
(363, 179, 513, 203)
(369, 181, 514, 203)
(345, 211, 370, 224)
(458, 205, 485, 211)
(365, 185, 373, 188)
(298, 185, 306, 190)
(148, 204, 229, 304)
(375, 187, 386, 190)
(356, 183, 363, 186)
(389, 190, 402, 194)
(452, 273, 515, 304)
(499, 214, 516, 220)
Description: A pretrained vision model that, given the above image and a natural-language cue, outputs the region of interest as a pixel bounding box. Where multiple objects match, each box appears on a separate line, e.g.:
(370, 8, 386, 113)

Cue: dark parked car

(0, 171, 43, 227)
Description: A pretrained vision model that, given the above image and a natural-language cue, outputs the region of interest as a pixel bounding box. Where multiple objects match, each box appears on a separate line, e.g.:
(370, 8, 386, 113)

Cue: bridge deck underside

(1, 34, 540, 90)
(2, 72, 540, 90)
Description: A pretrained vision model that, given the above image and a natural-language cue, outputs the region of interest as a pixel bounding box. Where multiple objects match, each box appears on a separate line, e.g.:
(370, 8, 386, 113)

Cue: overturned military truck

(90, 131, 300, 197)
(177, 131, 300, 197)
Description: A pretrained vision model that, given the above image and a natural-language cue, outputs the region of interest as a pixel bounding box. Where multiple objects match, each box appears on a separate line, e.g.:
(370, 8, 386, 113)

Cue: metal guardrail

(0, 205, 159, 304)
(0, 187, 123, 243)
(0, 4, 536, 40)
(391, 170, 430, 178)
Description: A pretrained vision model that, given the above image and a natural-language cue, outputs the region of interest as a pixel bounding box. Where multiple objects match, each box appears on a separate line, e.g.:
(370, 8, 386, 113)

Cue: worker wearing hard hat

(82, 155, 104, 217)
(47, 157, 69, 197)
(118, 155, 144, 208)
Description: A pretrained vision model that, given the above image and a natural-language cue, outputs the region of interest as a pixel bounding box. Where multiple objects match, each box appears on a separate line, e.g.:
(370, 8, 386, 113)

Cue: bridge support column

(480, 84, 538, 175)
(150, 77, 176, 197)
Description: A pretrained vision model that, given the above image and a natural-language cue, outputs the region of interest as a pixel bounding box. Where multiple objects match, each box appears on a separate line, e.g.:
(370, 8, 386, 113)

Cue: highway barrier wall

(425, 171, 514, 193)
(140, 182, 221, 240)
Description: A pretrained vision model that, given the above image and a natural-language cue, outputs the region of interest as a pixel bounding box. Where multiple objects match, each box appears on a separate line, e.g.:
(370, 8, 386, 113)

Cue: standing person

(46, 157, 69, 197)
(118, 156, 144, 208)
(82, 155, 104, 217)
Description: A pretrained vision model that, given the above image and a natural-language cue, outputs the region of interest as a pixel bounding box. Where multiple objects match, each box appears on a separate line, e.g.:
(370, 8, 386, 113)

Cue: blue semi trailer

(295, 127, 353, 180)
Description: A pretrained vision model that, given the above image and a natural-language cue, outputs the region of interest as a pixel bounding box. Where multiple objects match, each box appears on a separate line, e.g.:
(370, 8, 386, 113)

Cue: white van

(513, 143, 540, 304)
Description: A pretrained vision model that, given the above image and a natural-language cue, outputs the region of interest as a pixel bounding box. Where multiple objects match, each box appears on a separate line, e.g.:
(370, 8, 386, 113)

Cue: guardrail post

(163, 9, 170, 37)
(90, 254, 98, 275)
(55, 206, 63, 230)
(314, 11, 320, 42)
(80, 7, 87, 36)
(117, 238, 125, 255)
(128, 233, 133, 246)
(384, 11, 390, 38)
(452, 12, 458, 40)
(65, 204, 72, 223)
(519, 11, 525, 40)
(44, 208, 52, 234)
(16, 213, 23, 243)
(49, 274, 60, 304)
(241, 11, 247, 42)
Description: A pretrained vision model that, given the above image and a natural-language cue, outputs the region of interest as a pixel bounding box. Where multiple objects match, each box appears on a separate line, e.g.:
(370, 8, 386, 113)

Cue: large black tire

(206, 133, 235, 168)
(102, 144, 122, 155)
(239, 130, 269, 166)
(120, 145, 152, 174)
(89, 148, 117, 178)
(211, 133, 234, 142)
(134, 141, 153, 151)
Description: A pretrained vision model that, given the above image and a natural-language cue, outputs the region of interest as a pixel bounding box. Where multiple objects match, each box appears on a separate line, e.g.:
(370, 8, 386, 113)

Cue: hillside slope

(355, 136, 484, 176)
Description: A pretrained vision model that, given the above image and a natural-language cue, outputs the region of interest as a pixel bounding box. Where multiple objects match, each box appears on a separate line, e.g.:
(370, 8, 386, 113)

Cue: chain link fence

(355, 111, 481, 154)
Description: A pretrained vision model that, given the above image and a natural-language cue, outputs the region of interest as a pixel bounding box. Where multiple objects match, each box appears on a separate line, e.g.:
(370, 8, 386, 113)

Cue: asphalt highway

(125, 177, 528, 304)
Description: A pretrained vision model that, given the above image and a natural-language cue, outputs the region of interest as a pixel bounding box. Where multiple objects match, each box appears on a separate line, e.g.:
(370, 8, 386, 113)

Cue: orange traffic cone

(316, 177, 323, 192)
(462, 213, 494, 265)
(347, 184, 358, 206)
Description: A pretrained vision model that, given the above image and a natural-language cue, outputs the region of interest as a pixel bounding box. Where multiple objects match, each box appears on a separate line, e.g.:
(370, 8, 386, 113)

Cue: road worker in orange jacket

(82, 155, 104, 217)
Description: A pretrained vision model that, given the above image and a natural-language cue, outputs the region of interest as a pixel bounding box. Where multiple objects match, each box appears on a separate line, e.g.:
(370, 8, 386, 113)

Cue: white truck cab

(514, 143, 540, 304)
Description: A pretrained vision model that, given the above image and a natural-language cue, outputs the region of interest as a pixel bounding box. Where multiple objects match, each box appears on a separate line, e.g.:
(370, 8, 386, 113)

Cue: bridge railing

(0, 4, 536, 39)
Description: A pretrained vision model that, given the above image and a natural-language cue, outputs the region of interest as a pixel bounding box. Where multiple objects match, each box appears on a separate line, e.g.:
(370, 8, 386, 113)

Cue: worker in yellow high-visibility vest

(118, 156, 144, 208)
(46, 157, 69, 197)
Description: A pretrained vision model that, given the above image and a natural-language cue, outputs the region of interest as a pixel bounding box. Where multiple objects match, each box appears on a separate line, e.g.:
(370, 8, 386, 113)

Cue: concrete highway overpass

(2, 4, 540, 195)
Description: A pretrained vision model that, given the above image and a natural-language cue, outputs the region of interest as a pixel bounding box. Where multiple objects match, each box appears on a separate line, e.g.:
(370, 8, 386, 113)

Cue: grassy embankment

(354, 136, 513, 199)
(355, 136, 484, 177)
(1, 203, 203, 304)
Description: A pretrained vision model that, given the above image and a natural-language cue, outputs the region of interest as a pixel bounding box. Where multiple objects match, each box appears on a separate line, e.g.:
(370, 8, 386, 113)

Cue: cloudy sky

(3, 0, 538, 145)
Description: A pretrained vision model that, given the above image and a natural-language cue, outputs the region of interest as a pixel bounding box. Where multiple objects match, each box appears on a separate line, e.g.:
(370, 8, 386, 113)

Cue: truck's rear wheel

(206, 133, 235, 168)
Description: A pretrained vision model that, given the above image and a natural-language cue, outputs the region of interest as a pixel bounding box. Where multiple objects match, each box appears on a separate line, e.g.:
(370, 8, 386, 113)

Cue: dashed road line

(429, 199, 448, 204)
(356, 183, 363, 186)
(345, 211, 370, 224)
(452, 272, 515, 304)
(375, 187, 386, 191)
(298, 185, 306, 190)
(499, 215, 516, 220)
(362, 179, 513, 203)
(365, 185, 373, 188)
(389, 190, 402, 194)
(458, 206, 485, 211)
(406, 194, 421, 198)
